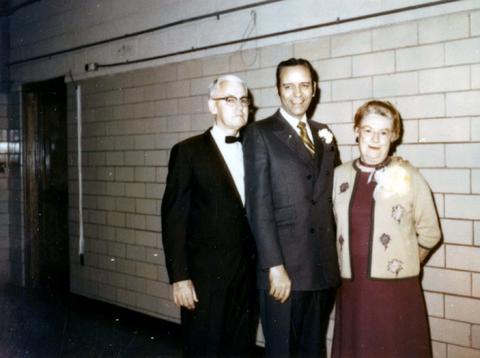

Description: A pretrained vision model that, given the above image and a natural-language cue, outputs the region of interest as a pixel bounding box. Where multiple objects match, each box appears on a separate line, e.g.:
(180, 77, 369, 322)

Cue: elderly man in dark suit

(243, 58, 340, 357)
(161, 75, 257, 357)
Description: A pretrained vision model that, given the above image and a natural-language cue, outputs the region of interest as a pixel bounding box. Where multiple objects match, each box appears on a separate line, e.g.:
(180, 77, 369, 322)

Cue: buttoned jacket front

(244, 110, 340, 291)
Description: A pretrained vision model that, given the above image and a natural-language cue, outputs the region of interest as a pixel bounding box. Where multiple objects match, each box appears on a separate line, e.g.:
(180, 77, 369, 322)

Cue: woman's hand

(419, 247, 430, 264)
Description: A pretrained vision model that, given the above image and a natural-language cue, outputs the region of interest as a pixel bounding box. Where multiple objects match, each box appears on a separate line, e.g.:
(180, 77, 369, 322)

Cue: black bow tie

(225, 135, 242, 144)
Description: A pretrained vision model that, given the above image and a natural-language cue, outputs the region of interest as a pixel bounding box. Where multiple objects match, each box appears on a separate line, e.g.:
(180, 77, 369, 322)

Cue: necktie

(225, 135, 242, 144)
(297, 122, 315, 155)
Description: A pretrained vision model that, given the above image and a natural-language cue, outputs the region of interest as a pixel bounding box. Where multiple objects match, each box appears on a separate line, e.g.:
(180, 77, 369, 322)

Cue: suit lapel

(203, 131, 244, 207)
(272, 111, 313, 166)
(309, 120, 336, 192)
(309, 119, 325, 176)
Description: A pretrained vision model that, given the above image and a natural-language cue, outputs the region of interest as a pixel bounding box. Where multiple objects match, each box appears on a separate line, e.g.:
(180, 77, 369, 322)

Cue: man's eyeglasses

(211, 96, 250, 107)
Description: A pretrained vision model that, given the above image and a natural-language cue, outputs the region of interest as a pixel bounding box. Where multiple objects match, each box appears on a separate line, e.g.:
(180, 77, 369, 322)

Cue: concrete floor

(0, 284, 182, 357)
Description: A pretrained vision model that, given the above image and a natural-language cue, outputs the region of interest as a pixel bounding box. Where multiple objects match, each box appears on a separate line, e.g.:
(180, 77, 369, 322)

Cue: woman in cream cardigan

(331, 100, 441, 358)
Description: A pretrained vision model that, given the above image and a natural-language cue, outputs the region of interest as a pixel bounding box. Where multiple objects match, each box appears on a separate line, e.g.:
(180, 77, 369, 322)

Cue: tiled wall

(1, 9, 23, 286)
(66, 9, 480, 356)
(0, 86, 23, 286)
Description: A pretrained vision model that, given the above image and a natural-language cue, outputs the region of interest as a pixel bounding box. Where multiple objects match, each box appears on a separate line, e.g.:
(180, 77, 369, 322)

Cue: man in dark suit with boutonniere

(161, 75, 257, 357)
(243, 58, 340, 357)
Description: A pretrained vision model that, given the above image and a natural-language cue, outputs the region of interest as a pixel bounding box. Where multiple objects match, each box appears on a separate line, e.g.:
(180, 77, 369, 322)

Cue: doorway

(23, 77, 69, 292)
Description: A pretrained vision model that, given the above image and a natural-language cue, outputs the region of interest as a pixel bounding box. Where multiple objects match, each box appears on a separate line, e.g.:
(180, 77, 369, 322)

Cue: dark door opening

(23, 77, 69, 292)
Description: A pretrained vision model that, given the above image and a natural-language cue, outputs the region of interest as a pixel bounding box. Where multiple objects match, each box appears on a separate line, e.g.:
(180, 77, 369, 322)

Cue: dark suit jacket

(161, 130, 255, 289)
(243, 110, 340, 291)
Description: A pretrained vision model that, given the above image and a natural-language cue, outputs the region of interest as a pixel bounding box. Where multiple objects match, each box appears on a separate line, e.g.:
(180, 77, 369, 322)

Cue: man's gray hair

(208, 75, 247, 98)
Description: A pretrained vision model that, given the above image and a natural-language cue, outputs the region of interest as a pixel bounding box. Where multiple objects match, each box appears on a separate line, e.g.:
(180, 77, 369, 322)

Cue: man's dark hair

(276, 58, 316, 91)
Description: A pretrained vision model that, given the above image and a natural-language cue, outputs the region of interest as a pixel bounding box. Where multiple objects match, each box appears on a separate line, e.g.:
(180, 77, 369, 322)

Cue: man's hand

(268, 265, 291, 303)
(173, 279, 198, 310)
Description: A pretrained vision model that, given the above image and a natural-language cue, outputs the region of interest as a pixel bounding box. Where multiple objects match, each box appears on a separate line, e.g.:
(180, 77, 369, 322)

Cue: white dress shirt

(210, 124, 245, 205)
(280, 107, 314, 142)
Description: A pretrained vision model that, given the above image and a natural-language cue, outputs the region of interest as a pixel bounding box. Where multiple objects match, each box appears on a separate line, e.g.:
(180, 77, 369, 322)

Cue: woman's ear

(390, 131, 399, 143)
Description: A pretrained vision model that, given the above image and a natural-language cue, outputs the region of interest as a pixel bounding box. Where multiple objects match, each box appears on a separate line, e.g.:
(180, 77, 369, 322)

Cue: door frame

(22, 77, 68, 290)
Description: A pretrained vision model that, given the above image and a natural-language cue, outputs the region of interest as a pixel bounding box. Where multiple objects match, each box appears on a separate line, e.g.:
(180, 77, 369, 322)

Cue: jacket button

(325, 171, 330, 176)
(311, 200, 317, 205)
(307, 174, 312, 180)
(310, 228, 315, 234)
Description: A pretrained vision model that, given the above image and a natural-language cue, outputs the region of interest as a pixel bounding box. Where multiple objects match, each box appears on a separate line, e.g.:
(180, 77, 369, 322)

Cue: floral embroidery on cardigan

(339, 182, 349, 193)
(388, 259, 404, 276)
(380, 233, 391, 250)
(392, 204, 405, 223)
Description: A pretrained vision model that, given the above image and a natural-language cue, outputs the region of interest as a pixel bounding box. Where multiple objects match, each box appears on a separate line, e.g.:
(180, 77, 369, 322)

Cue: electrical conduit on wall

(76, 84, 84, 264)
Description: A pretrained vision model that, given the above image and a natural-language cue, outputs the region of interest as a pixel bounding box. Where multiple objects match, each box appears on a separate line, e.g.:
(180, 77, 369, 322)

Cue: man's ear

(208, 99, 217, 115)
(312, 81, 317, 97)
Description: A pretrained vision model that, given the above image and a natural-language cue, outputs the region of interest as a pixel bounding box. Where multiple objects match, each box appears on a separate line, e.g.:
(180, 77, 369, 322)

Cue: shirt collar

(211, 124, 239, 142)
(280, 107, 307, 128)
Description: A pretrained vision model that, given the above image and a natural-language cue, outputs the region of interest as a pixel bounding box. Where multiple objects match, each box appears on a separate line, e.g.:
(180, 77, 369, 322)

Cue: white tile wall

(419, 66, 470, 94)
(418, 117, 469, 143)
(372, 22, 418, 51)
(418, 12, 469, 44)
(445, 38, 480, 66)
(396, 44, 445, 71)
(445, 195, 480, 220)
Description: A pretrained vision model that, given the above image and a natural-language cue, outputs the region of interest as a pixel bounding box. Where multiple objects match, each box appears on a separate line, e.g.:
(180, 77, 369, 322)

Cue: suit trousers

(181, 265, 258, 357)
(260, 288, 336, 358)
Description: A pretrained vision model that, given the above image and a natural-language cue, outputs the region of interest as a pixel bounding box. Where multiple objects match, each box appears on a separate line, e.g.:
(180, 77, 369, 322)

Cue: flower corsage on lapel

(373, 163, 411, 200)
(318, 128, 333, 144)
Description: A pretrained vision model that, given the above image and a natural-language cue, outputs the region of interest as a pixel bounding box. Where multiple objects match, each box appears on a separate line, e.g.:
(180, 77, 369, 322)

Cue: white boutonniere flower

(318, 128, 333, 144)
(373, 164, 410, 200)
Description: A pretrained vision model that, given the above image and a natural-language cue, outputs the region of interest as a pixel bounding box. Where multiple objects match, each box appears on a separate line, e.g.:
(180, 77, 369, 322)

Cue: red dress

(332, 171, 432, 358)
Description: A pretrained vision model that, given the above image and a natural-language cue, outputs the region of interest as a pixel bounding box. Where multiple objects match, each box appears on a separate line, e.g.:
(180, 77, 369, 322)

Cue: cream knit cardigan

(333, 157, 441, 280)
